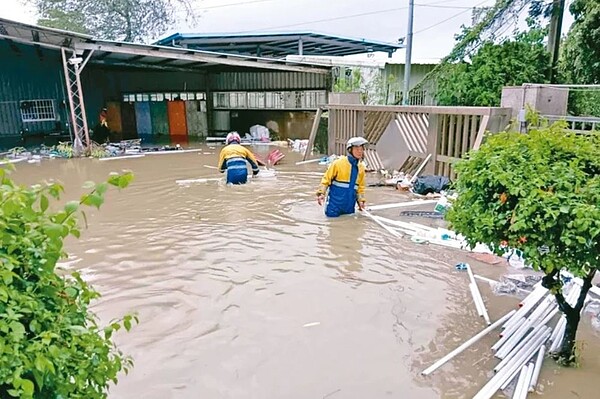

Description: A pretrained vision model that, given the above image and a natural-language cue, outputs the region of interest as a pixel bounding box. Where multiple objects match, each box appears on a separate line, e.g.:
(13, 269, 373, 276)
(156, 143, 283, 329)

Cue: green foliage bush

(0, 168, 136, 398)
(446, 123, 600, 363)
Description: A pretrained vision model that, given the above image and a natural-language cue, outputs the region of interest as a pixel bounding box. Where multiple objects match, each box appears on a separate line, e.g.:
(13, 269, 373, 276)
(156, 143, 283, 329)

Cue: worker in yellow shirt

(218, 132, 260, 184)
(316, 137, 367, 217)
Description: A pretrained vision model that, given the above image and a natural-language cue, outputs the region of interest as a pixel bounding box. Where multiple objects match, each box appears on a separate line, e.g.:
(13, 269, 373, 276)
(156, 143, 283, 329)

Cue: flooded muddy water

(10, 146, 600, 398)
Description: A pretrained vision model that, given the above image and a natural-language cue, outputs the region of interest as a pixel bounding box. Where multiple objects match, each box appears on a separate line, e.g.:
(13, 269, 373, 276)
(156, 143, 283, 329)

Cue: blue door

(135, 102, 152, 135)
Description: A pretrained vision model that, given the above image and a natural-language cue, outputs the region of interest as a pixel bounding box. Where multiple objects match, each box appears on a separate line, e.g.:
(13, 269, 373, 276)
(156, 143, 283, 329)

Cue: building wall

(383, 63, 437, 105)
(210, 71, 329, 91)
(0, 42, 69, 138)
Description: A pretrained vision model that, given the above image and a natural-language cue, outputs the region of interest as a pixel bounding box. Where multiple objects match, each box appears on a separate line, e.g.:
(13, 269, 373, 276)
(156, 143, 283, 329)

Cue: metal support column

(61, 48, 91, 155)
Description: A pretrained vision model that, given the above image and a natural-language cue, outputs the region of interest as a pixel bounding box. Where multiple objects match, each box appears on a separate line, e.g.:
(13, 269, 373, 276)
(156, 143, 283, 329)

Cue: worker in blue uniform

(316, 137, 368, 217)
(218, 132, 260, 184)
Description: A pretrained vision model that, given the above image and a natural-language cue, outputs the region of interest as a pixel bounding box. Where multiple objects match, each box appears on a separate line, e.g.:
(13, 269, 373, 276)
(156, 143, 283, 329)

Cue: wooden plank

(303, 107, 323, 161)
(454, 115, 463, 160)
(445, 115, 455, 176)
(425, 113, 439, 175)
(469, 115, 479, 150)
(412, 113, 429, 152)
(473, 115, 490, 150)
(395, 115, 418, 152)
(461, 115, 471, 157)
(326, 104, 512, 116)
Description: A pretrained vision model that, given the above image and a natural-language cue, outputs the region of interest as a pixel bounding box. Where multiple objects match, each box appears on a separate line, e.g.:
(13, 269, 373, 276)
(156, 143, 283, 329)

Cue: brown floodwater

(10, 146, 599, 399)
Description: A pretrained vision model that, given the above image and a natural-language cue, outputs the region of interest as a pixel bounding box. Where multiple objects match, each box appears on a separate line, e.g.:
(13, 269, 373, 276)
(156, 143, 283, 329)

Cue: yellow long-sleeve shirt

(218, 144, 260, 172)
(316, 156, 366, 202)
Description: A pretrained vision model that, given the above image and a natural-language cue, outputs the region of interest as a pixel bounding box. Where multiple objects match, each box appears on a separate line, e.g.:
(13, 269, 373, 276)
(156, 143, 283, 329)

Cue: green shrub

(446, 123, 600, 364)
(0, 167, 137, 398)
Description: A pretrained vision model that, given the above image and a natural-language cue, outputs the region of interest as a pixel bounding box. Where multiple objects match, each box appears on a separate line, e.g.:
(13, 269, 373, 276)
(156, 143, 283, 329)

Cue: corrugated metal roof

(0, 17, 332, 74)
(154, 31, 404, 58)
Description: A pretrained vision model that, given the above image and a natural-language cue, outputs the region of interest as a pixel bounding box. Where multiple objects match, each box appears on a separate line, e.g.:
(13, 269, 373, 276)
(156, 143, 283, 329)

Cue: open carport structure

(0, 18, 332, 151)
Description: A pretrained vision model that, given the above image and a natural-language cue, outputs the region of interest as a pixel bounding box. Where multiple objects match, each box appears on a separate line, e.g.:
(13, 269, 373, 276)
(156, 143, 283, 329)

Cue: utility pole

(547, 0, 566, 83)
(402, 0, 414, 105)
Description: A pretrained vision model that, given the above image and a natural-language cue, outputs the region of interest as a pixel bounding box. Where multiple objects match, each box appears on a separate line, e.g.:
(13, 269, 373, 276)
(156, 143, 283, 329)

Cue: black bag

(412, 175, 451, 195)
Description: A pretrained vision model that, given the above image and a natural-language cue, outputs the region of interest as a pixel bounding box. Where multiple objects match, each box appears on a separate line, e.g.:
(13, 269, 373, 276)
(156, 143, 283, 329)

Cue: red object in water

(267, 149, 285, 165)
(253, 149, 285, 166)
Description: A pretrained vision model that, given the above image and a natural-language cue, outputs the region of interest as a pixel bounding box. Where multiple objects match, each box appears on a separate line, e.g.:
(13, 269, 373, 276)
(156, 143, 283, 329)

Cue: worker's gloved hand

(253, 170, 259, 176)
(358, 200, 366, 211)
(317, 194, 325, 206)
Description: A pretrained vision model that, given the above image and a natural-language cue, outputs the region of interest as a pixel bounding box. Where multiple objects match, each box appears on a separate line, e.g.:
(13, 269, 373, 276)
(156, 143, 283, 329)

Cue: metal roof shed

(0, 18, 332, 150)
(155, 32, 404, 58)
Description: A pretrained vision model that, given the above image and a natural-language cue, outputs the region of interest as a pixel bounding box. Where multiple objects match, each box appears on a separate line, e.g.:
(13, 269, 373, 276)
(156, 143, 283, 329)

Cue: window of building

(20, 99, 56, 122)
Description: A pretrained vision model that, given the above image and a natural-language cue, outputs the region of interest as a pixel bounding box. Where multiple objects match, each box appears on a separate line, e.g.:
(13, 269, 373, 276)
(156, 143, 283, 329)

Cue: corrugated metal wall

(0, 42, 68, 137)
(210, 72, 329, 91)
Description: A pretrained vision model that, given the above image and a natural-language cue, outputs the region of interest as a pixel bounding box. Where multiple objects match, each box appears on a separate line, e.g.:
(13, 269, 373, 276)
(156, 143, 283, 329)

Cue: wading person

(316, 136, 368, 217)
(218, 132, 260, 184)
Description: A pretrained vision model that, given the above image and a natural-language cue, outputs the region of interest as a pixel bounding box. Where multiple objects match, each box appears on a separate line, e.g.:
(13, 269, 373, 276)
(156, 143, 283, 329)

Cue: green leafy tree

(446, 123, 600, 365)
(435, 29, 551, 106)
(559, 0, 600, 117)
(25, 0, 195, 42)
(559, 0, 600, 84)
(0, 167, 137, 398)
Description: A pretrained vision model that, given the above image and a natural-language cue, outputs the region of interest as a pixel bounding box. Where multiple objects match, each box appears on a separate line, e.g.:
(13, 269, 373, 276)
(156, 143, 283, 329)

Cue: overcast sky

(2, 0, 574, 63)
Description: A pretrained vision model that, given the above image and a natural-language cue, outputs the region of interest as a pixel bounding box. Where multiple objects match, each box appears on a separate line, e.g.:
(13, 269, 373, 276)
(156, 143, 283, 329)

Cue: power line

(235, 6, 411, 34)
(413, 0, 492, 35)
(173, 0, 275, 16)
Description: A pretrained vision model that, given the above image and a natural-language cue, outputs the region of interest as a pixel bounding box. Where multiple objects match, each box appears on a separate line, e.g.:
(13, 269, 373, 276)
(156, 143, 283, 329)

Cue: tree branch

(574, 269, 596, 313)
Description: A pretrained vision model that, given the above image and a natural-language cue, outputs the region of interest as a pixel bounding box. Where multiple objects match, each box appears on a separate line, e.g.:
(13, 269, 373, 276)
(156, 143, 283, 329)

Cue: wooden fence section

(327, 105, 511, 179)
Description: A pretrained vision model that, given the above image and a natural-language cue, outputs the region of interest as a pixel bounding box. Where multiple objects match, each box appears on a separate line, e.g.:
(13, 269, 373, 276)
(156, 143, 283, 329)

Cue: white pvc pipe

(409, 153, 432, 184)
(503, 287, 548, 331)
(473, 331, 549, 399)
(366, 199, 437, 211)
(496, 298, 554, 359)
(176, 177, 222, 184)
(549, 317, 566, 346)
(528, 344, 546, 393)
(421, 310, 516, 376)
(467, 264, 491, 325)
(295, 158, 323, 165)
(495, 326, 550, 372)
(145, 149, 202, 155)
(470, 283, 485, 317)
(362, 210, 404, 239)
(371, 216, 423, 232)
(518, 363, 536, 399)
(98, 154, 145, 161)
(203, 164, 218, 169)
(499, 317, 525, 339)
(512, 364, 529, 399)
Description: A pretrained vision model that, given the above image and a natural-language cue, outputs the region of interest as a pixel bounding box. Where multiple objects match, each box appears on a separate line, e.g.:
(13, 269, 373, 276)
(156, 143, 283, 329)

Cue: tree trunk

(556, 308, 581, 364)
(553, 270, 595, 365)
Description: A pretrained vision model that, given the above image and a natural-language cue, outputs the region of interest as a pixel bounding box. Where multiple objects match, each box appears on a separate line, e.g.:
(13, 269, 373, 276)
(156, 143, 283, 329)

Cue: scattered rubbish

(289, 139, 308, 154)
(412, 175, 452, 196)
(398, 210, 444, 219)
(455, 263, 469, 271)
(249, 124, 270, 142)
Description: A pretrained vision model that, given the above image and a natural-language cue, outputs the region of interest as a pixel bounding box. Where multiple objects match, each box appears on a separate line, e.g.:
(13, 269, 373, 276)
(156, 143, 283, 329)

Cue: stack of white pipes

(421, 279, 591, 399)
(473, 282, 582, 399)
